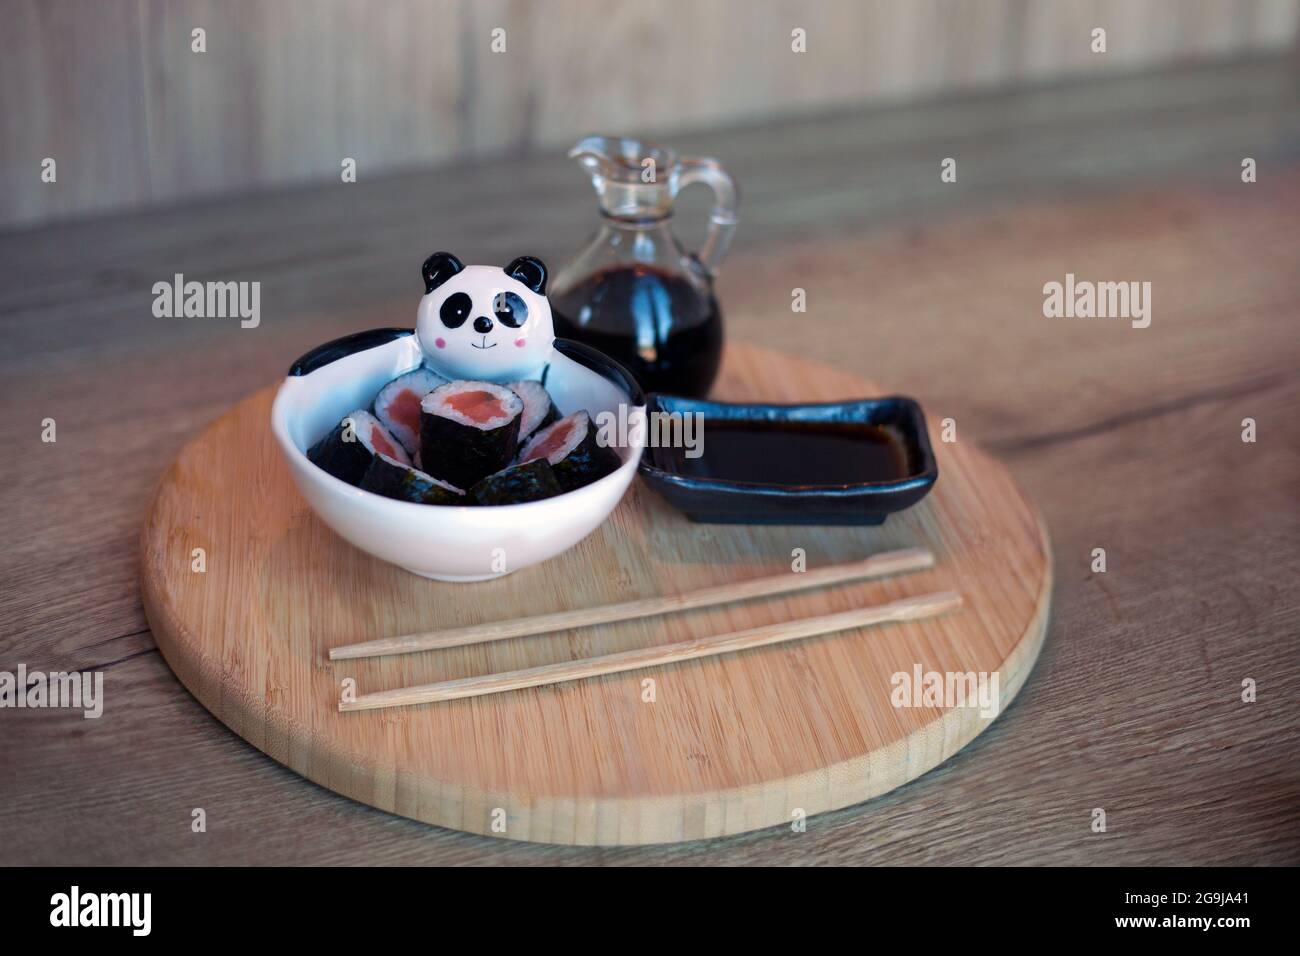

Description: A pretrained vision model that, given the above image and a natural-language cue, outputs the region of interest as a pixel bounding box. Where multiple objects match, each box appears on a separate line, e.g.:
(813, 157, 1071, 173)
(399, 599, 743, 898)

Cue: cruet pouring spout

(568, 135, 681, 221)
(568, 135, 675, 184)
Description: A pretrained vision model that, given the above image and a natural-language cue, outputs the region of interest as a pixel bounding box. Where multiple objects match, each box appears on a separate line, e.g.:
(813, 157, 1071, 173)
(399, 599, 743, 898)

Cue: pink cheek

(514, 337, 527, 348)
(435, 337, 446, 349)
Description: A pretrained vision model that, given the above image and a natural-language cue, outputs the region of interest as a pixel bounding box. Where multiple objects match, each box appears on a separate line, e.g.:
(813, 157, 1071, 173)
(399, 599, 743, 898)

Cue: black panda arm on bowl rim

(288, 328, 416, 377)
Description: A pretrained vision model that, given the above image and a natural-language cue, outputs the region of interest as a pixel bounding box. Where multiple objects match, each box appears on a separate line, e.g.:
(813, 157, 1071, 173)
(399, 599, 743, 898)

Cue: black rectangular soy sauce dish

(637, 394, 938, 525)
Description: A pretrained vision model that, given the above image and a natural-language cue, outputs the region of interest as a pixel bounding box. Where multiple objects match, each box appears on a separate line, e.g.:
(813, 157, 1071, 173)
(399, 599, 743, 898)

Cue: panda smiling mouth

(470, 335, 498, 350)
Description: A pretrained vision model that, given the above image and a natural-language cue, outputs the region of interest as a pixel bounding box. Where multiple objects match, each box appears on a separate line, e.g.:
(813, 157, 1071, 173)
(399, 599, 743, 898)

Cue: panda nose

(473, 316, 494, 334)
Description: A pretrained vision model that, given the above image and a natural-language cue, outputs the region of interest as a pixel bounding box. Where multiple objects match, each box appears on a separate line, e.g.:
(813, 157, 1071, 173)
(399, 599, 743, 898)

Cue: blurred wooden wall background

(2, 0, 1297, 228)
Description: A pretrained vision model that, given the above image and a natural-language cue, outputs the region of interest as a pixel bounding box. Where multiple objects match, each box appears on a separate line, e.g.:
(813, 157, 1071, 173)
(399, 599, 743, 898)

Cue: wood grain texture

(0, 0, 153, 223)
(0, 60, 1296, 863)
(3, 0, 1297, 226)
(135, 0, 465, 205)
(138, 345, 1051, 844)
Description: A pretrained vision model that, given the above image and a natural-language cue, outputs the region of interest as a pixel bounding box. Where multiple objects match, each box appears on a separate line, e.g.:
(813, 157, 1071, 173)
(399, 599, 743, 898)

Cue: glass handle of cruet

(677, 157, 739, 276)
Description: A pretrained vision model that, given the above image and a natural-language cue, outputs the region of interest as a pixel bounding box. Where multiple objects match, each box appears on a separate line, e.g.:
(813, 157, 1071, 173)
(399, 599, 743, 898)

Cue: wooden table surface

(2, 56, 1297, 866)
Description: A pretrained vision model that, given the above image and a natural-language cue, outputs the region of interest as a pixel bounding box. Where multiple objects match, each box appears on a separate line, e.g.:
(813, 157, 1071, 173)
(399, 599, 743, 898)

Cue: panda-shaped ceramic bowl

(271, 253, 646, 582)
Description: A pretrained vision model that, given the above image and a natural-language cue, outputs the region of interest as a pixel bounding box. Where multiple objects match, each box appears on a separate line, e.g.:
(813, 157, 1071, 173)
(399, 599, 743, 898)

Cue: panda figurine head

(416, 252, 555, 382)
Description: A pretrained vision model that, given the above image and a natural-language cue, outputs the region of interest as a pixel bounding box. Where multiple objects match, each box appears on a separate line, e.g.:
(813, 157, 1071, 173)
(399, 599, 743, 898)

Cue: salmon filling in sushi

(307, 409, 409, 486)
(420, 380, 523, 490)
(518, 410, 621, 492)
(375, 367, 445, 455)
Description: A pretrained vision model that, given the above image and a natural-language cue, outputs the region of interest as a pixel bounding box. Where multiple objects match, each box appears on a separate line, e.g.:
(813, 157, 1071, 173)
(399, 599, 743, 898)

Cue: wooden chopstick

(330, 547, 935, 660)
(338, 590, 962, 712)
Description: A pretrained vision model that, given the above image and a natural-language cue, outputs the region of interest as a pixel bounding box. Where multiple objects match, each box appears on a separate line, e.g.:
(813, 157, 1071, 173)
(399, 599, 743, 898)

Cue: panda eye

(493, 291, 528, 328)
(439, 292, 472, 328)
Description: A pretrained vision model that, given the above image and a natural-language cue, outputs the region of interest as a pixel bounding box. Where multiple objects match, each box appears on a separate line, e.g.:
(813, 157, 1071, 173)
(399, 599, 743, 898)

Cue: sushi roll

(470, 458, 563, 506)
(507, 380, 559, 442)
(374, 367, 445, 456)
(307, 410, 409, 486)
(360, 453, 467, 506)
(517, 410, 621, 492)
(420, 380, 523, 490)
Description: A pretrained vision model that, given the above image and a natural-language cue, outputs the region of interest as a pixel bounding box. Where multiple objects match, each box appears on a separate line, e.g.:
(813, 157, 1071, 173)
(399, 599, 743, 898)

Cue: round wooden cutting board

(141, 342, 1051, 846)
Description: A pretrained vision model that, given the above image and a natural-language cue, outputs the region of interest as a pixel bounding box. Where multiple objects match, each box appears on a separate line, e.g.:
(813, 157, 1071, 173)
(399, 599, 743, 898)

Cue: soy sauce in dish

(662, 420, 910, 486)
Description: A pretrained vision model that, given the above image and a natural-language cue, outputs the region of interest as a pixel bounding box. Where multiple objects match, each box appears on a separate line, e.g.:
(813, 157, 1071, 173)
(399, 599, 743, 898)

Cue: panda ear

(421, 251, 464, 293)
(504, 256, 547, 295)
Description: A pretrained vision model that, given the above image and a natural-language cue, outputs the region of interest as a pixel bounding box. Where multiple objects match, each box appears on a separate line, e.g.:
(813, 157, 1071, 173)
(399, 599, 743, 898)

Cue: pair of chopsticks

(334, 546, 960, 713)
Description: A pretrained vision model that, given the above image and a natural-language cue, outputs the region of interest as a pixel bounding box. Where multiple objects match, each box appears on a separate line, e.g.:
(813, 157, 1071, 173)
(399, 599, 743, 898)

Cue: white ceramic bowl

(271, 332, 645, 582)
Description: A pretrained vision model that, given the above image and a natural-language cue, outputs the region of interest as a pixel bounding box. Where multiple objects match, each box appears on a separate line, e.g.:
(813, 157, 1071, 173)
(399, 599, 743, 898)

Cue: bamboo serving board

(141, 343, 1051, 846)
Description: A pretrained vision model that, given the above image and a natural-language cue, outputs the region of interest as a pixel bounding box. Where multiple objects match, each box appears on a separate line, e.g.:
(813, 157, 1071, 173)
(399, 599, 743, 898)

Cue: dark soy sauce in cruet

(550, 264, 724, 398)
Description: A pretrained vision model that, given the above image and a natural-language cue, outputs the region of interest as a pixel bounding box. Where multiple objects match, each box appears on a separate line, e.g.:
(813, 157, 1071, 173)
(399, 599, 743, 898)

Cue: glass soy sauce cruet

(550, 135, 739, 397)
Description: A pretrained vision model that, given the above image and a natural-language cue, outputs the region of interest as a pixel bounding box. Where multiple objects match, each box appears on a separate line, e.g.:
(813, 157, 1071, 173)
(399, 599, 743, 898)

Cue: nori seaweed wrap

(307, 410, 409, 486)
(470, 458, 563, 506)
(360, 453, 467, 506)
(507, 379, 559, 442)
(517, 410, 621, 492)
(420, 380, 523, 490)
